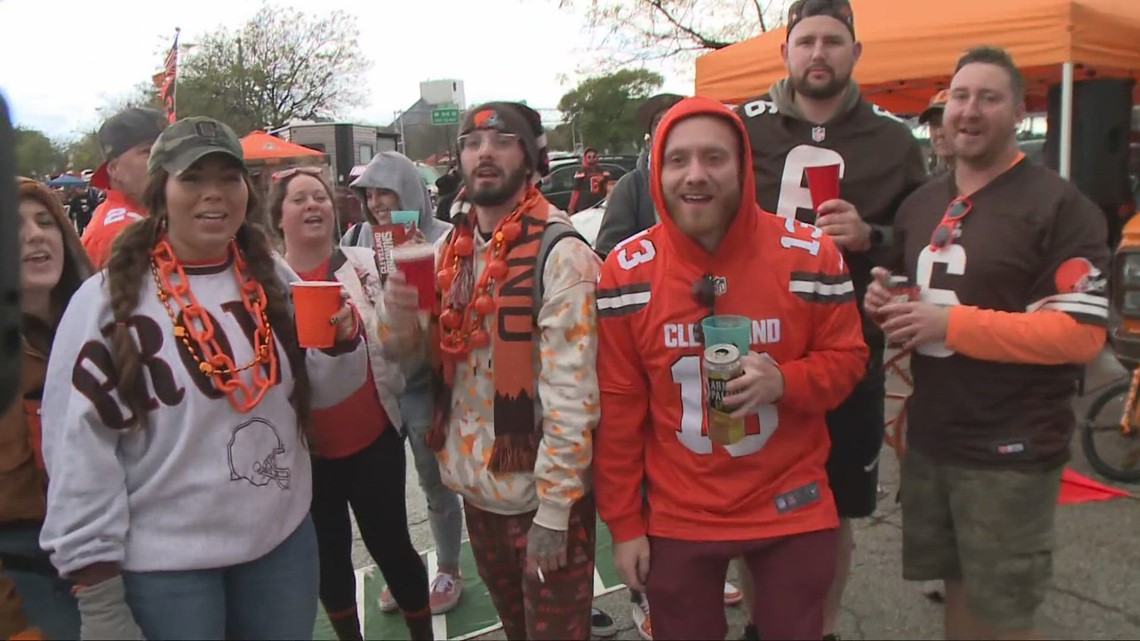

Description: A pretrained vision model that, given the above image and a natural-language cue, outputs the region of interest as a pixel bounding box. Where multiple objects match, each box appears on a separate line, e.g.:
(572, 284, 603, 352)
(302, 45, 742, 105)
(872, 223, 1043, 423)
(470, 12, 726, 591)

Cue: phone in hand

(0, 92, 20, 413)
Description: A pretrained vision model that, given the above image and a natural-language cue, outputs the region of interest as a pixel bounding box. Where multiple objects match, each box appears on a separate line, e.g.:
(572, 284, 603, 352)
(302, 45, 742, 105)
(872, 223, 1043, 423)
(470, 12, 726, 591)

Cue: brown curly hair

(103, 165, 311, 433)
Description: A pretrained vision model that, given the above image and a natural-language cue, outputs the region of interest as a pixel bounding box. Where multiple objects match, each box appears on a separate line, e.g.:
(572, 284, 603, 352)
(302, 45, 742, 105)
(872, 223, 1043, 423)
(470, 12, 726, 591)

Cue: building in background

(393, 79, 466, 162)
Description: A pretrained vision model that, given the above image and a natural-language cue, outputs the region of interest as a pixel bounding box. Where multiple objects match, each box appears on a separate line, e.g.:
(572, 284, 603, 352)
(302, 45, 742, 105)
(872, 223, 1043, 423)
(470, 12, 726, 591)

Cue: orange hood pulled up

(648, 96, 763, 269)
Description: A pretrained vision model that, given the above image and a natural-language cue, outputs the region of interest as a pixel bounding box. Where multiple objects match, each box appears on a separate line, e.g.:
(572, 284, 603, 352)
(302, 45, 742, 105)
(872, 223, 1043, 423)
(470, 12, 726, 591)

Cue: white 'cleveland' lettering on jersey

(777, 145, 846, 221)
(915, 244, 967, 357)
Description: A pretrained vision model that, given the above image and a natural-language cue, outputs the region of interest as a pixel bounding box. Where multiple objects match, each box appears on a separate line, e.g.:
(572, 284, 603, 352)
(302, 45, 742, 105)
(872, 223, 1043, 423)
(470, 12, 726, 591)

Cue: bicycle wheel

(1081, 381, 1140, 483)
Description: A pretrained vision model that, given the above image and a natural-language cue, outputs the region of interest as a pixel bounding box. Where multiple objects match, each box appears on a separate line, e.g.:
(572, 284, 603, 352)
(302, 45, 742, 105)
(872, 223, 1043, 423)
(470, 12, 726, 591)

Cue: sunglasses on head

(929, 197, 972, 250)
(692, 274, 717, 345)
(271, 166, 324, 182)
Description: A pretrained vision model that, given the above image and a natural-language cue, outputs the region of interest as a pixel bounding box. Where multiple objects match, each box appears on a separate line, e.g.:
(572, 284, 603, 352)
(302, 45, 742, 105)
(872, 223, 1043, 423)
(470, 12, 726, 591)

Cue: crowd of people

(0, 0, 1112, 640)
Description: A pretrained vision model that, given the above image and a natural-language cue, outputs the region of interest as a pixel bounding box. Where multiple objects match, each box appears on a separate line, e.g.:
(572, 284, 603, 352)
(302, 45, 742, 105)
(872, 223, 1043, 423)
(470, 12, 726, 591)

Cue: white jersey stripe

(1027, 292, 1108, 312)
(597, 290, 652, 310)
(789, 280, 855, 297)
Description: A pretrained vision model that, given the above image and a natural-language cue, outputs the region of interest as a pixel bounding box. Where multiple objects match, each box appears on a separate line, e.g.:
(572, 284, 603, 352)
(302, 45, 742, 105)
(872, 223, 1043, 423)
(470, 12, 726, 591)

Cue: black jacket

(594, 151, 657, 257)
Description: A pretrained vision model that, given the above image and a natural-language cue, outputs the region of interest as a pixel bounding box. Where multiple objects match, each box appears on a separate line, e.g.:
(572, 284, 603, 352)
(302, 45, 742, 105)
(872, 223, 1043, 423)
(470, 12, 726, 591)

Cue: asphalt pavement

(357, 347, 1140, 640)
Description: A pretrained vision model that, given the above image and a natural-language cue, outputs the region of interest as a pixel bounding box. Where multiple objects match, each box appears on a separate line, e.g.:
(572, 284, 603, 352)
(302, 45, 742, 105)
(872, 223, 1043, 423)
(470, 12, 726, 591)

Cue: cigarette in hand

(536, 567, 545, 584)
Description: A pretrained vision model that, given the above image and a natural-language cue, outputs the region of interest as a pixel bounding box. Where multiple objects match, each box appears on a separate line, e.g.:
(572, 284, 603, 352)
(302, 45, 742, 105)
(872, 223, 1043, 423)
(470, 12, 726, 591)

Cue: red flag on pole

(155, 30, 180, 123)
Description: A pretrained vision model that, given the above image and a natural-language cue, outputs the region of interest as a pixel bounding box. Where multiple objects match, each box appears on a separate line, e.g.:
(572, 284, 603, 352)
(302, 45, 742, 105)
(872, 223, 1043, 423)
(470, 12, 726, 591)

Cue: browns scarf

(426, 186, 551, 474)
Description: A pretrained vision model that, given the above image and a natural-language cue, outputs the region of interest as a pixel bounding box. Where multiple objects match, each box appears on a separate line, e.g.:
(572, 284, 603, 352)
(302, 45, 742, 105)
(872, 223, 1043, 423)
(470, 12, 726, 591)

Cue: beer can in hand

(705, 344, 745, 446)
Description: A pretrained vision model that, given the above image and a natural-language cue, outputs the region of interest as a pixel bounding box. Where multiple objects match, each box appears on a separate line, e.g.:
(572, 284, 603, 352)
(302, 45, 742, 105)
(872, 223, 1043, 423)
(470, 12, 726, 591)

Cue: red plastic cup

(392, 243, 436, 311)
(372, 224, 409, 279)
(291, 281, 342, 348)
(805, 164, 841, 210)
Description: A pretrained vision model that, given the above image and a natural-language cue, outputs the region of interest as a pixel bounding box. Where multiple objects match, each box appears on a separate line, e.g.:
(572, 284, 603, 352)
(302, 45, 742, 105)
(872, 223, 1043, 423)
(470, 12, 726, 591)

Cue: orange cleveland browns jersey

(595, 96, 869, 544)
(81, 190, 147, 269)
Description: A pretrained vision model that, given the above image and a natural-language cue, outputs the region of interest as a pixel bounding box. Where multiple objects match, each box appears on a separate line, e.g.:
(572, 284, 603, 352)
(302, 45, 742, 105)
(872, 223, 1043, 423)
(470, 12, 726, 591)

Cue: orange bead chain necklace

(150, 239, 279, 412)
(436, 190, 540, 357)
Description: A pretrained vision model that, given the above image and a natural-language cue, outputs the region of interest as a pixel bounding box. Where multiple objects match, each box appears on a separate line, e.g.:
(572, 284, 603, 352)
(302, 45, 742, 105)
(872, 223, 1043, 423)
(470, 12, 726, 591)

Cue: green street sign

(431, 107, 460, 126)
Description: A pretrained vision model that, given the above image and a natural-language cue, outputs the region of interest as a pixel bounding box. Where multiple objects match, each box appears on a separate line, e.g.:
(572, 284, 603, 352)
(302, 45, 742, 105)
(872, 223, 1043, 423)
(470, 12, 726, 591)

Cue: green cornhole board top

(314, 521, 623, 640)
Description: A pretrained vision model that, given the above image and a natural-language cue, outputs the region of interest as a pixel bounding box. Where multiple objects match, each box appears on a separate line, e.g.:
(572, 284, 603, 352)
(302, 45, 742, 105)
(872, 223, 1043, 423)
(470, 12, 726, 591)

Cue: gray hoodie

(343, 151, 452, 248)
(343, 151, 453, 430)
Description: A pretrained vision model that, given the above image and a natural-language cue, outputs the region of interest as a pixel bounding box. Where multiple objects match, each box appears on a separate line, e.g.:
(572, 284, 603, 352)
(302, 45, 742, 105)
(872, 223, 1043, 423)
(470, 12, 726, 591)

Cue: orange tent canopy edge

(694, 0, 1140, 114)
(240, 131, 328, 163)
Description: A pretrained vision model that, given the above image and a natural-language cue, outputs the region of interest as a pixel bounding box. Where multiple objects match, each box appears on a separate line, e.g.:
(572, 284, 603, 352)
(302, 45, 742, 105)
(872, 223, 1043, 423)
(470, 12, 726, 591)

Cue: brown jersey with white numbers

(736, 82, 927, 367)
(893, 158, 1110, 469)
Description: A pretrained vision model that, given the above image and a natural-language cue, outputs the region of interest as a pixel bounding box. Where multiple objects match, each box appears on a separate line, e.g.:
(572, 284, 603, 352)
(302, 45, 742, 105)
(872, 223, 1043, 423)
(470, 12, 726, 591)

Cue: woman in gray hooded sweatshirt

(343, 151, 465, 614)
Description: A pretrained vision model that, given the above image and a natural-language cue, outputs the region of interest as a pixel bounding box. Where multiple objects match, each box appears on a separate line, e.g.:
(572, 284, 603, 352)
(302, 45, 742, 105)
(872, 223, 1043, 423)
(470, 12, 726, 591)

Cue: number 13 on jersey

(670, 355, 778, 457)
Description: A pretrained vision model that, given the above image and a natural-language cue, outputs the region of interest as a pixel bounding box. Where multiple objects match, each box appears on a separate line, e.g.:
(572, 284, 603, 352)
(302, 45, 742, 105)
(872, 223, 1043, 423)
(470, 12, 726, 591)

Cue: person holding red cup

(269, 166, 435, 640)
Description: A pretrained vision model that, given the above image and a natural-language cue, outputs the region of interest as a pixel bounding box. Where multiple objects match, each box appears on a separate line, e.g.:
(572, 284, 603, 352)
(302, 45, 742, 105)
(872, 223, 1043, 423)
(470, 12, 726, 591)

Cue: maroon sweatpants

(464, 494, 596, 640)
(646, 528, 838, 641)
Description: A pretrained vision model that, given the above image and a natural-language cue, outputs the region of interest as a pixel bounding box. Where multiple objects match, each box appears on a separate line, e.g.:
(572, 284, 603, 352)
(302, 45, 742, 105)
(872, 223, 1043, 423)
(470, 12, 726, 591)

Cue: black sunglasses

(929, 197, 972, 250)
(692, 274, 717, 345)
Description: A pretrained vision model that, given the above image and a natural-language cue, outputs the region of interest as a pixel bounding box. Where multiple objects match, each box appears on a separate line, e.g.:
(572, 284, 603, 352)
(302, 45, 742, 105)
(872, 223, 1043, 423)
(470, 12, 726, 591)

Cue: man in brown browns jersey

(867, 46, 1109, 640)
(735, 1, 926, 638)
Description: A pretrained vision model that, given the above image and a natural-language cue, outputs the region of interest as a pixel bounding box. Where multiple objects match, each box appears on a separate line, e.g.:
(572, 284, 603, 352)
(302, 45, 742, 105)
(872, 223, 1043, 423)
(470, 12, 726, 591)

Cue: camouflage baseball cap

(148, 117, 246, 177)
(90, 107, 168, 189)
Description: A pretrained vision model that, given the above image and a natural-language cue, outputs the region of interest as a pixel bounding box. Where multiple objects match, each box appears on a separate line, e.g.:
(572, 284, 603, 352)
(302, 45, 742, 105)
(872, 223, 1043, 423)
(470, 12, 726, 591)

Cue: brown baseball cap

(786, 0, 855, 40)
(919, 89, 951, 124)
(89, 107, 168, 190)
(636, 93, 685, 136)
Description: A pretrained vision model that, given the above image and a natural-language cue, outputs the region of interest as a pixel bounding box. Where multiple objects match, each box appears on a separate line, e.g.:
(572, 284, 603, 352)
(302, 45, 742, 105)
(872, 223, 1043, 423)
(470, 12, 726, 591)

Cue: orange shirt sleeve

(594, 264, 652, 543)
(777, 238, 869, 412)
(946, 305, 1105, 365)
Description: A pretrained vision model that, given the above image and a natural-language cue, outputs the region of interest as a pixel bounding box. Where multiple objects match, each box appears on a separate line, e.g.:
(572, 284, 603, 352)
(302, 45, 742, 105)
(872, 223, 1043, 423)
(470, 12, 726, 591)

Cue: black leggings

(311, 427, 429, 615)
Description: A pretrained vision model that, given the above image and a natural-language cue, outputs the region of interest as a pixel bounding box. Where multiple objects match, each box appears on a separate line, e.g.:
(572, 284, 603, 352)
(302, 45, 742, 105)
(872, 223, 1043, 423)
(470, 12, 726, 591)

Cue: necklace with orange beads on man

(436, 215, 524, 358)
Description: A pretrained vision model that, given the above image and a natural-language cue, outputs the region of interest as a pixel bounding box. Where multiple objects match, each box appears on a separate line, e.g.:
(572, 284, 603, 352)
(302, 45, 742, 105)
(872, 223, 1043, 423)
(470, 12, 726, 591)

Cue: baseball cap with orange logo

(919, 90, 950, 125)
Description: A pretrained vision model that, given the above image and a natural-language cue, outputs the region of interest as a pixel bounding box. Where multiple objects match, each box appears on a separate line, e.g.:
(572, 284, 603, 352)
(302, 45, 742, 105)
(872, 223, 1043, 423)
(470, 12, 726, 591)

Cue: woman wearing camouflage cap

(38, 117, 369, 640)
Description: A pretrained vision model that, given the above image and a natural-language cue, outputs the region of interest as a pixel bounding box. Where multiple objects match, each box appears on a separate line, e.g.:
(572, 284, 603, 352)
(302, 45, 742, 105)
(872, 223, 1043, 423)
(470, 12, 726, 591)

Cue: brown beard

(792, 65, 850, 101)
(467, 164, 529, 207)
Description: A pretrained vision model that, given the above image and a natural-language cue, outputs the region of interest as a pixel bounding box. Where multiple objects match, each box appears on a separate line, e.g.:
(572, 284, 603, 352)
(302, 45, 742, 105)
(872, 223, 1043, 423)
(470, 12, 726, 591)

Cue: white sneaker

(631, 592, 652, 641)
(378, 585, 398, 613)
(429, 571, 463, 614)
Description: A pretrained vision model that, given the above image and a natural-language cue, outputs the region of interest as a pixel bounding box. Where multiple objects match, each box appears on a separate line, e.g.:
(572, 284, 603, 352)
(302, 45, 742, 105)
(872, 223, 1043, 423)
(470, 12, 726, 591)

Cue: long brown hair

(104, 165, 312, 432)
(16, 178, 94, 349)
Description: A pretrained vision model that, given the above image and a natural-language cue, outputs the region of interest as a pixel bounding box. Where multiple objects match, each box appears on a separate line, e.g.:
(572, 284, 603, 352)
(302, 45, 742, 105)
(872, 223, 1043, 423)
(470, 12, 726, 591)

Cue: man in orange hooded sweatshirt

(594, 96, 868, 640)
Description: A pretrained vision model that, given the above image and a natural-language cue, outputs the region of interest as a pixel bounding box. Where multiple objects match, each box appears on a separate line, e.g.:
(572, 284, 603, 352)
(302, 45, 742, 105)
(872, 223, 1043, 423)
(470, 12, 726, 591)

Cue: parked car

(569, 200, 606, 248)
(541, 162, 631, 212)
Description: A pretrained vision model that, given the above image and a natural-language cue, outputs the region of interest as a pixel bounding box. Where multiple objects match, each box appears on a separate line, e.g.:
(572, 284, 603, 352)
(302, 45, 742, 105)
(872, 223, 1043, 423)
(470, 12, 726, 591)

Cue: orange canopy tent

(695, 0, 1140, 113)
(240, 131, 328, 167)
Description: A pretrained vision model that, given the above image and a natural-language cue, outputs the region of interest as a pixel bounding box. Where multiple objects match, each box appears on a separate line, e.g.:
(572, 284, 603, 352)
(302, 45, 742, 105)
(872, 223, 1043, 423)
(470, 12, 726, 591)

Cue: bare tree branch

(753, 0, 768, 32)
(553, 0, 792, 73)
(174, 1, 371, 134)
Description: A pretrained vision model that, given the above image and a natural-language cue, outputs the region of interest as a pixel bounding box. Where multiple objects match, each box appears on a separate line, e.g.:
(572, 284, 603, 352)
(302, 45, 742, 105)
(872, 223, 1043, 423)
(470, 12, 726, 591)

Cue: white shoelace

(432, 573, 456, 594)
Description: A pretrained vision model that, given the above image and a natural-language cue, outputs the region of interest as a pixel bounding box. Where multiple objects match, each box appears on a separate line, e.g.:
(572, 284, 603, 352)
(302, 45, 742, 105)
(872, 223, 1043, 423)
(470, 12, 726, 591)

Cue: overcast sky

(0, 0, 694, 140)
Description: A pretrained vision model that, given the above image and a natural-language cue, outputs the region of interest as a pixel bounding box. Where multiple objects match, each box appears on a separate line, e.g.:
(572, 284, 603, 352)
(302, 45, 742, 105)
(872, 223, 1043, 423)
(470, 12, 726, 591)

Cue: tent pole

(1059, 61, 1074, 180)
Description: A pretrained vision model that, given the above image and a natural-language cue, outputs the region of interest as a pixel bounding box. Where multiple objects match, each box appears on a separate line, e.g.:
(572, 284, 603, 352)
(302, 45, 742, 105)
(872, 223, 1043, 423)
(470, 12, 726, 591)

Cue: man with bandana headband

(735, 1, 927, 638)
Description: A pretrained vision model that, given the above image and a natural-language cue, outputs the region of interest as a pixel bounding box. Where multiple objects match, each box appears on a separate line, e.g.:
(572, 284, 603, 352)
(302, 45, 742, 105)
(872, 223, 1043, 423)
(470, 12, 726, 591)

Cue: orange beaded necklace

(436, 190, 542, 357)
(150, 239, 279, 412)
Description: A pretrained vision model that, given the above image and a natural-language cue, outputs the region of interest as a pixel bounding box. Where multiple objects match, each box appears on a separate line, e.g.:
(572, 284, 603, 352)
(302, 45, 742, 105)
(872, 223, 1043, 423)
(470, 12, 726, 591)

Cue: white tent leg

(1060, 61, 1074, 179)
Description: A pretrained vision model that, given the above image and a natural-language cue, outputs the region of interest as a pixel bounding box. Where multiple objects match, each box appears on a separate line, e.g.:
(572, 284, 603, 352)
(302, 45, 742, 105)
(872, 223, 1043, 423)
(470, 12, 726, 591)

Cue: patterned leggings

(464, 495, 596, 640)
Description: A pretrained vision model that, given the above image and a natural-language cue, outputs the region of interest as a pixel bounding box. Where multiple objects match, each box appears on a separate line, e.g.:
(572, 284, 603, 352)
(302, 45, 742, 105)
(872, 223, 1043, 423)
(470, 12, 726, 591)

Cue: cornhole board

(314, 521, 624, 640)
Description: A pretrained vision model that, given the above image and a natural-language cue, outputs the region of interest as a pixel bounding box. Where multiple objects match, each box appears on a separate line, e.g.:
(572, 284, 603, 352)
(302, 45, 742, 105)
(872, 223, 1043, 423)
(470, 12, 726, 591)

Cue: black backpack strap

(348, 223, 364, 246)
(533, 221, 586, 319)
